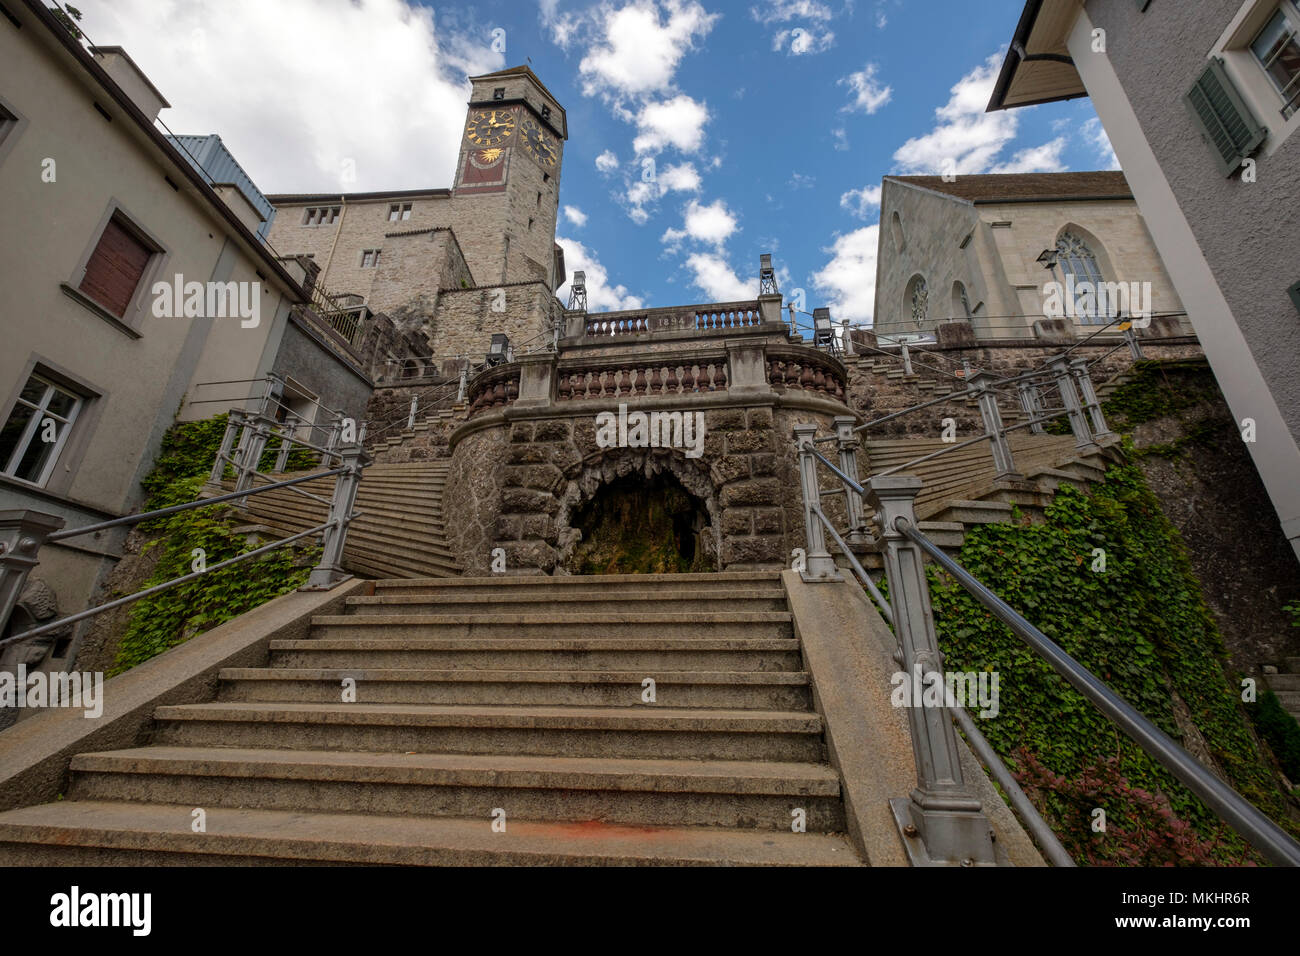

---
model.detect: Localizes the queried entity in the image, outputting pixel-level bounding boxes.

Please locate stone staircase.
[0,573,863,866]
[1265,657,1300,723]
[230,460,458,579]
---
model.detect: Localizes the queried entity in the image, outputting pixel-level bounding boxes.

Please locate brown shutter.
[79,216,152,317]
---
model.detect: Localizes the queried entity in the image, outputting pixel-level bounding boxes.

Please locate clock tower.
[452,67,568,291]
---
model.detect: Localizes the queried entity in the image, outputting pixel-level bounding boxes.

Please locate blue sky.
[76,0,1119,325]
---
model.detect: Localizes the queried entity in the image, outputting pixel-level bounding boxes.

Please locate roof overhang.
[987,0,1089,112]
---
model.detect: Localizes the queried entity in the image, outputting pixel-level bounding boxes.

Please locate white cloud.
[659,161,702,192]
[890,52,1064,176]
[563,205,589,227]
[684,252,754,301]
[789,171,816,189]
[623,160,702,223]
[840,184,882,218]
[772,27,835,54]
[681,198,738,245]
[595,150,621,173]
[555,236,644,312]
[76,0,501,194]
[840,63,892,114]
[576,0,719,99]
[812,226,879,324]
[633,94,711,154]
[832,127,849,151]
[1081,117,1121,170]
[750,0,834,24]
[989,138,1068,173]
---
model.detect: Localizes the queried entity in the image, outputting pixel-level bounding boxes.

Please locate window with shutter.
[78,214,154,318]
[1185,57,1269,175]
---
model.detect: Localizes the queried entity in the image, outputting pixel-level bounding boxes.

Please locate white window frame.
[1215,0,1300,154]
[388,202,412,222]
[1,374,83,487]
[361,249,380,268]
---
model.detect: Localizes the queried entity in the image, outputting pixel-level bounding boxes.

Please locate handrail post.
[970,372,1022,480]
[1124,324,1145,361]
[900,342,914,376]
[274,414,298,473]
[209,411,242,485]
[866,476,997,866]
[1047,355,1099,453]
[0,510,65,640]
[1069,358,1115,442]
[1017,383,1045,435]
[457,366,469,405]
[840,319,855,357]
[235,417,270,492]
[303,444,370,590]
[793,424,842,582]
[407,395,419,430]
[833,416,871,545]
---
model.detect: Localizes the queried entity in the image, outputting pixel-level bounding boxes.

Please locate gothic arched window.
[1056,232,1106,323]
[907,275,929,328]
[952,281,972,320]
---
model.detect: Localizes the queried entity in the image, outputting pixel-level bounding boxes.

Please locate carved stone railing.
[586,314,649,337]
[695,305,761,331]
[573,300,767,340]
[466,365,521,416]
[765,346,847,402]
[557,353,730,401]
[463,334,848,421]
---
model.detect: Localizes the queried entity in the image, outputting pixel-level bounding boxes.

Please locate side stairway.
[0,573,863,866]
[227,461,458,579]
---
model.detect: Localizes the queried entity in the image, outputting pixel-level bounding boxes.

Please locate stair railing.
[793,424,1300,867]
[0,444,372,656]
[810,359,1111,486]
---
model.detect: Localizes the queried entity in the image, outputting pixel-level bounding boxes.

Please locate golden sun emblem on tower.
[478,147,504,163]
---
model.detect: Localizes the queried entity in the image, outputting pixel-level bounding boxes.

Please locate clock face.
[519,115,559,167]
[465,109,515,148]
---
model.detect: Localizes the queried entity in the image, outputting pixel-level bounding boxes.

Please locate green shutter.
[1184,57,1268,176]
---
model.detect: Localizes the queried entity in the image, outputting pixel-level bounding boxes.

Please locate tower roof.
[469,65,564,110]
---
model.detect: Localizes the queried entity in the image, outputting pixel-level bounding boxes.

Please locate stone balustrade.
[765,347,847,402]
[557,356,729,401]
[466,366,520,415]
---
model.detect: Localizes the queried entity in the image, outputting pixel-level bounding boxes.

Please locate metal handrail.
[952,704,1076,867]
[48,467,347,541]
[0,522,330,650]
[810,505,891,626]
[894,514,1300,867]
[801,449,1069,865]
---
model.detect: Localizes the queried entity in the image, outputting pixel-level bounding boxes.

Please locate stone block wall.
[442,401,840,576]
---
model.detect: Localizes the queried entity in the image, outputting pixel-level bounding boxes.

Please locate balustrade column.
[0,510,65,642]
[834,416,870,545]
[969,372,1021,480]
[1047,355,1098,453]
[1069,358,1115,442]
[1017,383,1045,435]
[209,411,242,484]
[303,444,370,590]
[866,476,997,866]
[793,425,841,582]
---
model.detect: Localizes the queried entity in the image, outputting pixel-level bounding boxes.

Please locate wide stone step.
[150,703,827,762]
[66,748,843,831]
[372,571,782,596]
[218,667,812,710]
[307,612,796,642]
[342,588,789,616]
[270,637,802,672]
[0,801,860,866]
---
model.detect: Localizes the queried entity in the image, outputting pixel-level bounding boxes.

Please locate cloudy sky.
[72,0,1118,324]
